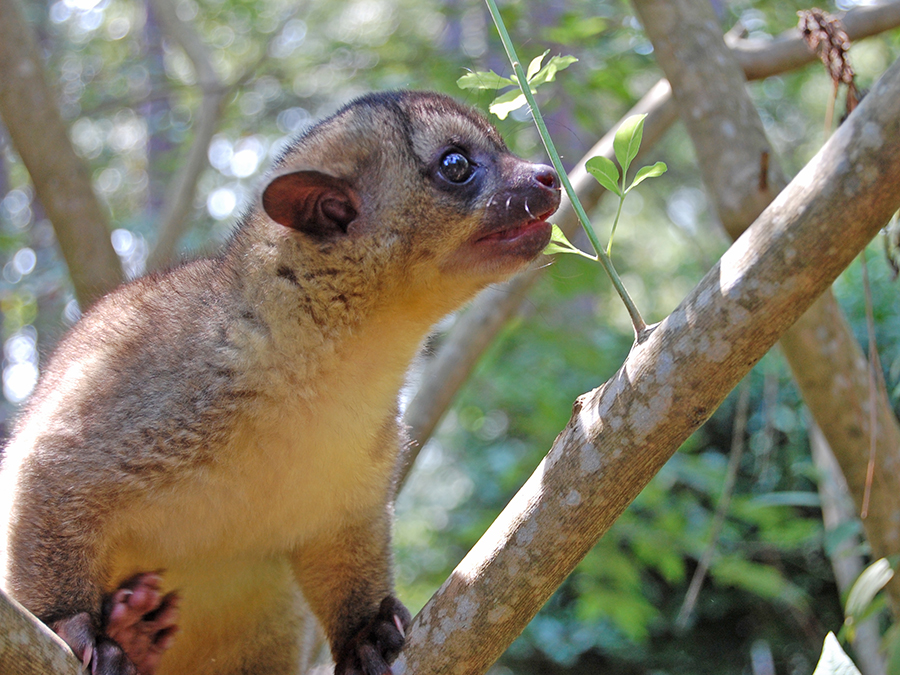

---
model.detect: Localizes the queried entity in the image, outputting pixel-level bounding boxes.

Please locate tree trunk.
[810,423,886,675]
[0,0,122,308]
[144,0,229,270]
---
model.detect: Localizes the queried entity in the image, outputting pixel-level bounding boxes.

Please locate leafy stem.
[483,0,648,338]
[609,195,625,258]
[585,116,667,258]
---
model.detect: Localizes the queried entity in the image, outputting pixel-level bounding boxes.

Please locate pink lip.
[477,218,550,243]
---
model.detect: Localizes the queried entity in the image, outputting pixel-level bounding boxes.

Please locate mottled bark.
[633,0,788,233]
[781,293,900,571]
[0,588,81,675]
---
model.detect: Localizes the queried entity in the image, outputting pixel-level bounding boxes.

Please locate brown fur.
[0,91,560,674]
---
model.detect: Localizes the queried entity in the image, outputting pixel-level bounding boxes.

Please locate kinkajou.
[0,90,561,675]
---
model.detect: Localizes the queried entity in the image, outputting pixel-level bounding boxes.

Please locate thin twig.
[676,382,751,630]
[146,0,304,269]
[859,251,882,519]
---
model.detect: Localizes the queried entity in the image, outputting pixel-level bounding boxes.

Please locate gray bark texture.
[0,588,82,675]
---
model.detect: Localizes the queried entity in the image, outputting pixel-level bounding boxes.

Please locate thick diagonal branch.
[0,588,81,675]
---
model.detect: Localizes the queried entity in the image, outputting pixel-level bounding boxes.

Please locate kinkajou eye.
[439,150,474,184]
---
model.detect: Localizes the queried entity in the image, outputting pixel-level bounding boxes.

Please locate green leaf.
[544,224,579,254]
[457,70,516,91]
[585,156,621,196]
[528,54,579,87]
[526,50,549,80]
[626,161,667,193]
[543,224,596,259]
[812,633,861,675]
[476,54,577,120]
[543,241,580,256]
[613,113,647,177]
[845,558,893,622]
[488,88,529,120]
[548,223,574,245]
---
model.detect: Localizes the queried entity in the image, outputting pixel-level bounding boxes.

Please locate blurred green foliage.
[1,0,900,672]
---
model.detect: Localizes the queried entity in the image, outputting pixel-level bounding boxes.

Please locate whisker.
[524,199,535,219]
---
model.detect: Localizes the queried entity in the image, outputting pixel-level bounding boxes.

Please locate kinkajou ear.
[262,171,359,238]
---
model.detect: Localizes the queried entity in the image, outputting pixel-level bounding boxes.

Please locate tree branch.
[810,423,886,675]
[0,0,122,307]
[0,588,81,675]
[633,0,789,232]
[730,0,900,81]
[144,0,229,270]
[781,293,900,593]
[144,0,305,270]
[393,54,900,673]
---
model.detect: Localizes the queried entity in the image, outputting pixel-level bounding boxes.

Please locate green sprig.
[476,0,648,338]
[584,114,667,256]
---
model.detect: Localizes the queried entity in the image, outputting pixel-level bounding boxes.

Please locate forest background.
[1,0,900,673]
